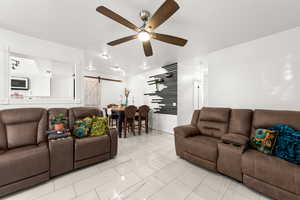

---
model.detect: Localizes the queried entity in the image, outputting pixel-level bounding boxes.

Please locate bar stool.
[124,105,137,138]
[136,105,150,134]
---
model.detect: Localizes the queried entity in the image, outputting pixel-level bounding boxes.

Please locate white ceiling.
[0,0,300,76]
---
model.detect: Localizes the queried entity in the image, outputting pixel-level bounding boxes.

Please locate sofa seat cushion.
[242,149,300,195]
[184,135,220,162]
[75,135,110,161]
[0,143,49,187]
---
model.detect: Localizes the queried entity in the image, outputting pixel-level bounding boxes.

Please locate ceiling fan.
[96,0,188,57]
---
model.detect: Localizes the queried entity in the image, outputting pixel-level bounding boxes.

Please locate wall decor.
[145,63,177,115]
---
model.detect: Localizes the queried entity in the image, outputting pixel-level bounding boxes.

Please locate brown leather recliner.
[175,107,300,200]
[242,110,300,200]
[0,108,49,196]
[69,107,118,169]
[174,107,231,171]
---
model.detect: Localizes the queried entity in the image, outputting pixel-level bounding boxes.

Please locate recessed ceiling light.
[110,66,126,76]
[110,66,121,71]
[100,52,111,60]
[87,65,96,71]
[121,70,126,76]
[140,61,150,70]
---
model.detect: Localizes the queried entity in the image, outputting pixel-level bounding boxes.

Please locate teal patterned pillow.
[251,129,278,155]
[73,120,89,138]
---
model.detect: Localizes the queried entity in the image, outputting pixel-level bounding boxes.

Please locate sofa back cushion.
[229,109,253,137]
[48,108,69,130]
[0,108,47,149]
[191,110,201,126]
[0,114,7,151]
[197,107,231,138]
[6,122,38,149]
[251,109,300,137]
[69,107,103,130]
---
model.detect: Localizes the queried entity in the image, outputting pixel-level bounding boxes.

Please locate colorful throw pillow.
[90,116,108,136]
[73,120,89,138]
[83,117,93,130]
[251,129,278,155]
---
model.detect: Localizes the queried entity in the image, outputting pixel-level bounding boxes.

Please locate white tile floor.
[2,130,270,200]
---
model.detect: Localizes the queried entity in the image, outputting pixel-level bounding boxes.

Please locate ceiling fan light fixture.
[138,31,150,42]
[97,0,186,57]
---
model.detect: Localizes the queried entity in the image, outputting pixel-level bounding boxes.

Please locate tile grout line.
[183,171,209,200]
[94,188,102,200]
[122,181,147,200]
[146,178,178,200]
[29,182,56,200]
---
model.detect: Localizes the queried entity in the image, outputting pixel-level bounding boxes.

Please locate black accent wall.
[144,63,177,115]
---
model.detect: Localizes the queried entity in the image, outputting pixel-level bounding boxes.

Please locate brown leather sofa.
[0,108,49,197]
[69,107,118,169]
[242,110,300,200]
[175,107,231,171]
[174,107,300,200]
[0,107,118,198]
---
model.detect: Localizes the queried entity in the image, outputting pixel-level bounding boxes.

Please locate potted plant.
[51,113,66,131]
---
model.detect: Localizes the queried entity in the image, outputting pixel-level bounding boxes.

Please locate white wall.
[0,28,84,64]
[127,68,178,133]
[100,80,125,107]
[177,61,208,125]
[176,27,300,127]
[2,25,300,130]
[0,28,84,109]
[0,28,127,110]
[206,27,300,110]
[0,45,8,104]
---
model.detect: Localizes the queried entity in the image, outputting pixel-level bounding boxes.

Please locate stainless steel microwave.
[10,77,29,90]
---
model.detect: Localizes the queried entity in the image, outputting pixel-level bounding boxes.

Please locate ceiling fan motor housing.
[140,10,151,22]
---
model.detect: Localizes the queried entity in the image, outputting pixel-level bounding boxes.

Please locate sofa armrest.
[107,128,118,158]
[221,133,249,146]
[174,125,200,138]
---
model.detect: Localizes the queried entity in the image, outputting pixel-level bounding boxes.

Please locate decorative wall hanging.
[145,63,177,115]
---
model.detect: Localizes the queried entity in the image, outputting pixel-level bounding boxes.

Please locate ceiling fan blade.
[152,33,187,46]
[107,35,138,46]
[146,0,179,31]
[143,41,153,57]
[96,6,140,32]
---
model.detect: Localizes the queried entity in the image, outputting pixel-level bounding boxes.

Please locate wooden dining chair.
[136,105,150,134]
[124,105,138,138]
[104,106,118,127]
